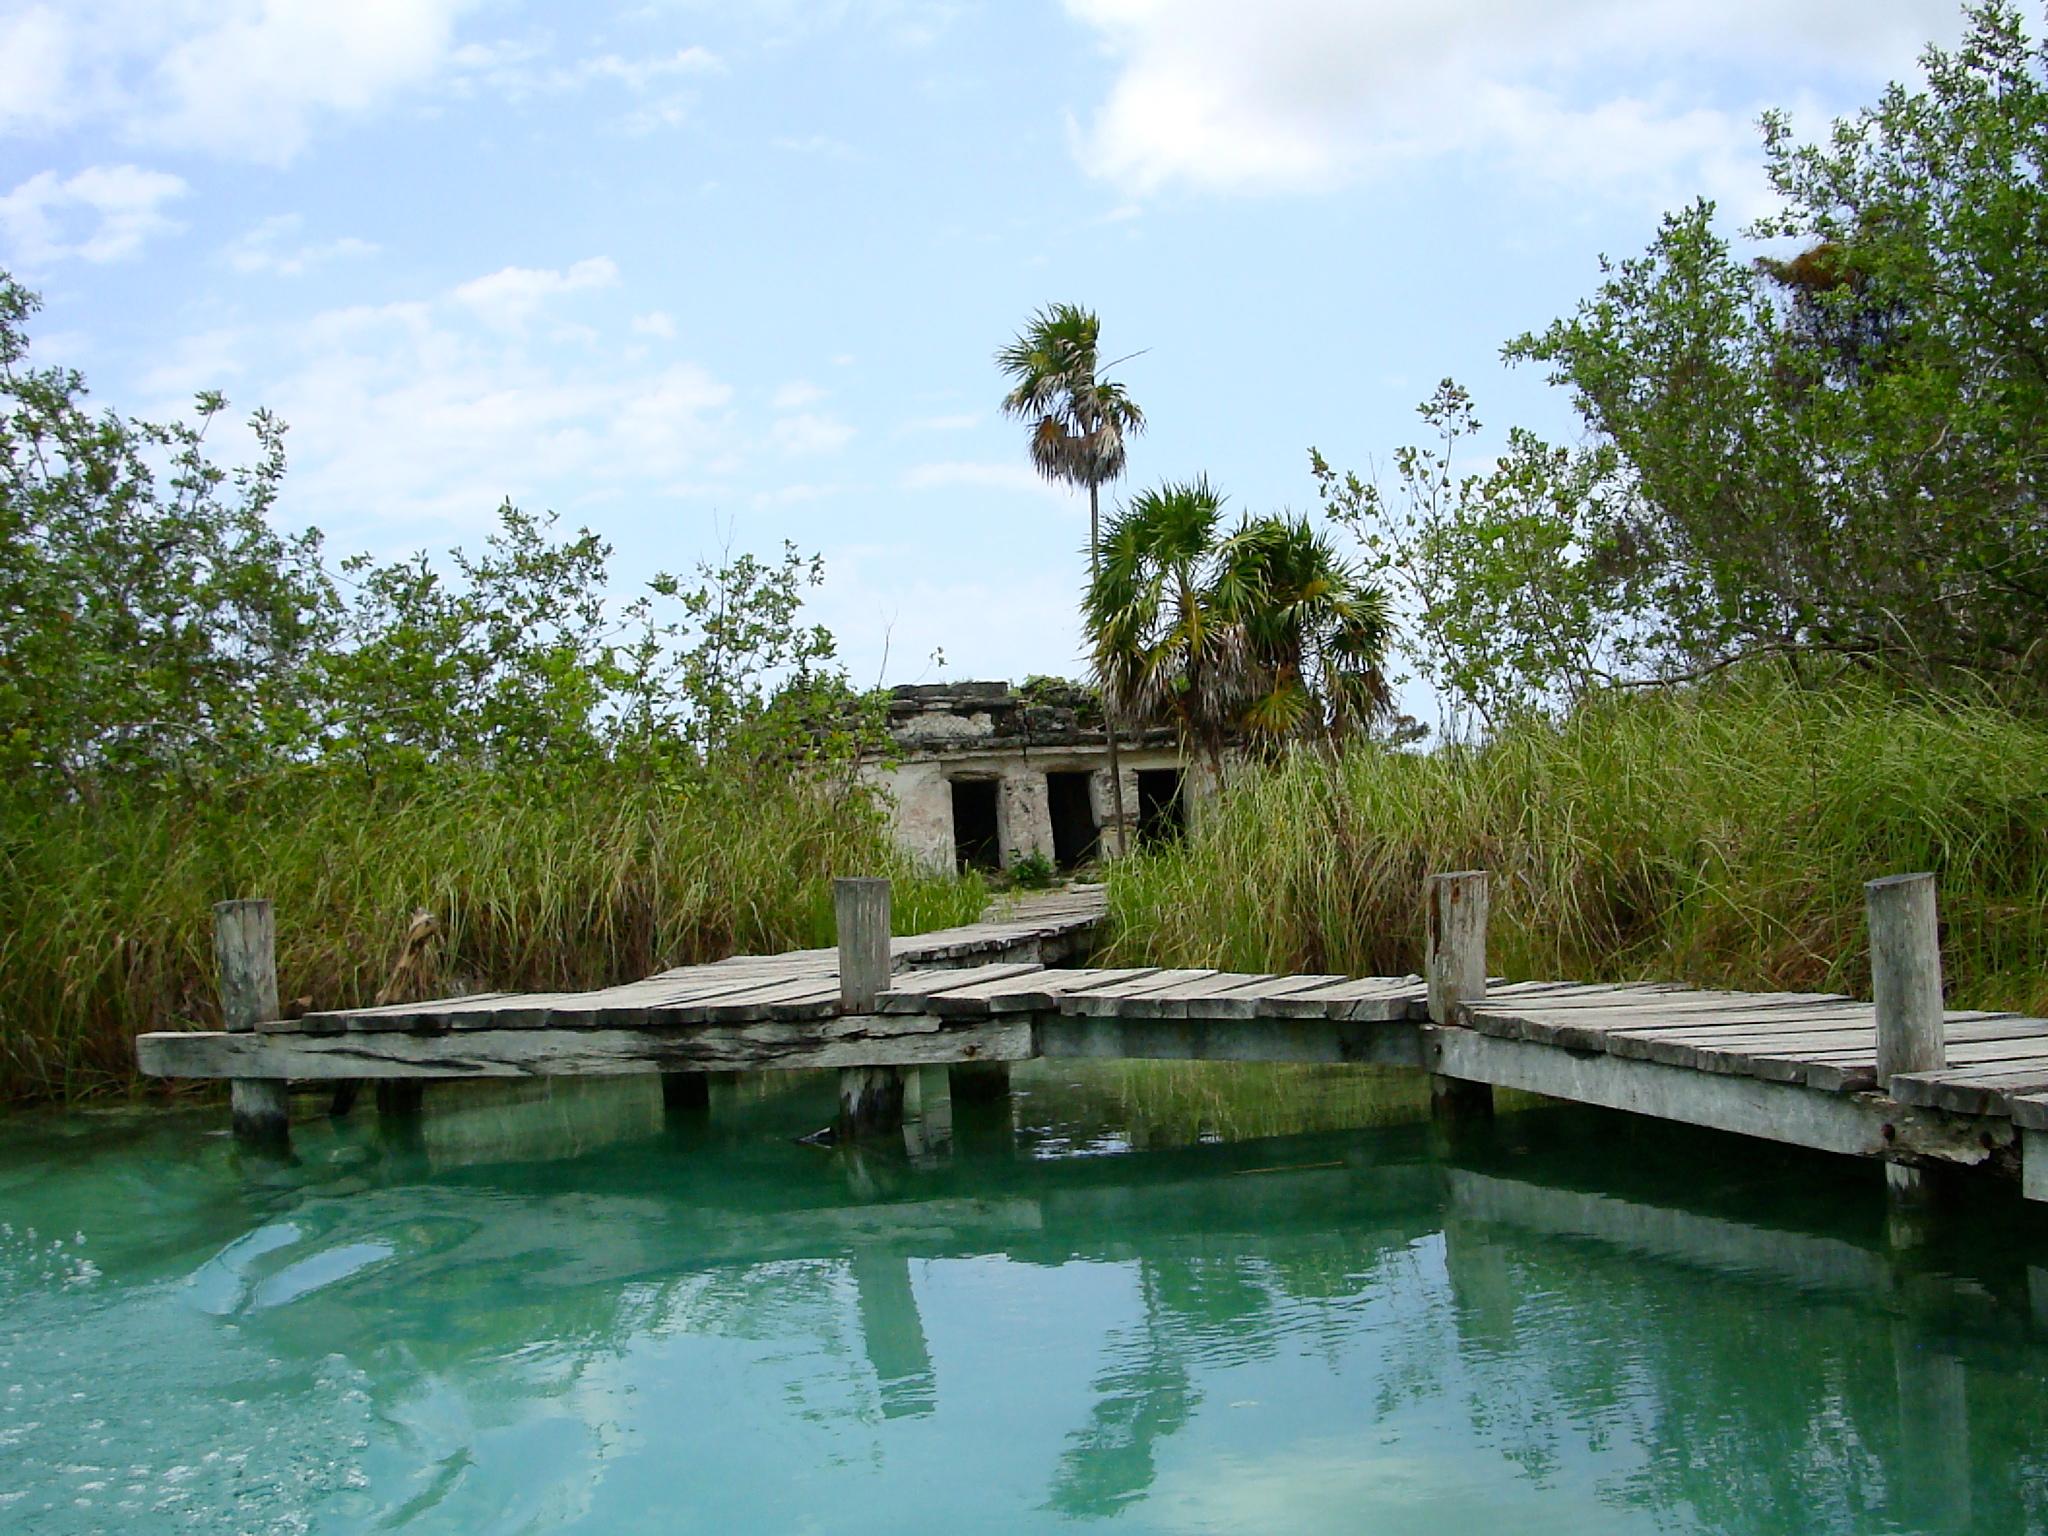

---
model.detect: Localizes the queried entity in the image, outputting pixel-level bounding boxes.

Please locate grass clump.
[1103,674,2048,1013]
[0,768,984,1105]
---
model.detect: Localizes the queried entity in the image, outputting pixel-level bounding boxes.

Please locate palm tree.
[1086,481,1394,777]
[998,303,1146,852]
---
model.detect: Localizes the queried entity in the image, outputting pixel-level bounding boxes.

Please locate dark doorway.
[1045,771,1099,869]
[1136,768,1185,846]
[950,779,1001,871]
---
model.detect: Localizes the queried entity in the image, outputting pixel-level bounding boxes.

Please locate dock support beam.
[214,899,290,1148]
[1869,872,1947,1225]
[1425,870,1494,1121]
[835,877,903,1140]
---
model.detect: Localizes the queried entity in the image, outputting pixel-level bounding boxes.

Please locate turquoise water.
[3,1064,2047,1533]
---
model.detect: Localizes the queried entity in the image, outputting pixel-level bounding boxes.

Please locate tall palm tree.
[998,303,1146,852]
[1087,482,1394,776]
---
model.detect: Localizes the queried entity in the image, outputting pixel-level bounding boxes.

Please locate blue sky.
[0,0,1970,698]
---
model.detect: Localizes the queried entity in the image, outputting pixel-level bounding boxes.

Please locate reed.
[1104,674,2048,1015]
[0,766,985,1103]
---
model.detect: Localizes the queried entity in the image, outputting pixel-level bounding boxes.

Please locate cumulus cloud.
[632,310,679,339]
[0,163,187,266]
[251,292,738,533]
[1063,0,1964,204]
[221,213,378,276]
[452,257,619,333]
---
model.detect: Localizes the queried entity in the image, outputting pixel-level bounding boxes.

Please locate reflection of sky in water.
[0,1065,2045,1533]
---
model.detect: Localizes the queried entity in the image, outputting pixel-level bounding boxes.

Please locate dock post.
[949,1060,1012,1103]
[1425,870,1494,1120]
[214,899,290,1148]
[1868,872,1947,1218]
[835,877,902,1140]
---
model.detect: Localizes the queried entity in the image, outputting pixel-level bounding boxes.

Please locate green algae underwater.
[5,1062,2048,1534]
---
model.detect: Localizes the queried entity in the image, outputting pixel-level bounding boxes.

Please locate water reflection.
[1,1068,2047,1532]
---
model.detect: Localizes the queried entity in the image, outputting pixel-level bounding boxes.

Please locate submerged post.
[1868,872,1946,1090]
[834,877,901,1139]
[1425,870,1494,1121]
[214,899,289,1147]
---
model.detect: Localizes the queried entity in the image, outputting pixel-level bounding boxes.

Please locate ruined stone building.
[864,682,1204,873]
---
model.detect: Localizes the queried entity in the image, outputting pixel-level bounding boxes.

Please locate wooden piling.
[835,877,903,1138]
[1868,872,1946,1090]
[1425,871,1494,1120]
[949,1061,1012,1102]
[213,899,290,1147]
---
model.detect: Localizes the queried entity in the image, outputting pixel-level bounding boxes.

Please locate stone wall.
[863,681,1209,872]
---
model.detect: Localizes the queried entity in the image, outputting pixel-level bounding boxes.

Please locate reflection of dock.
[138,872,2048,1209]
[221,1095,2026,1532]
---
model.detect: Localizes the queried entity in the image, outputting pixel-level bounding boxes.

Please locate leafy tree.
[1316,382,1635,737]
[998,302,1146,849]
[1085,477,1393,775]
[1507,0,2048,696]
[0,275,335,799]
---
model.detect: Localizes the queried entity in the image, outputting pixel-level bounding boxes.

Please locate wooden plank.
[873,963,1046,1013]
[1170,974,1355,1022]
[2013,1094,2048,1133]
[1103,972,1280,1019]
[1254,975,1426,1021]
[1890,1059,2048,1117]
[1425,1026,2006,1165]
[138,1016,1035,1080]
[923,967,1165,1018]
[1063,970,1223,1016]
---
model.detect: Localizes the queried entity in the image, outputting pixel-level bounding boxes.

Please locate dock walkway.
[137,874,2048,1204]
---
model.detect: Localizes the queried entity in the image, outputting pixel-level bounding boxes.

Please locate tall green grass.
[1105,675,2048,1013]
[0,769,985,1103]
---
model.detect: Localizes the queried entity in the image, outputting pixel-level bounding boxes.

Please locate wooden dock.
[137,872,2048,1208]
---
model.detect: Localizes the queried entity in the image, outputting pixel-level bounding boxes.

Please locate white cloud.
[253,294,738,532]
[0,163,187,266]
[222,214,378,276]
[901,461,1078,504]
[1064,0,1964,202]
[899,411,979,434]
[0,2,472,164]
[632,310,678,339]
[452,257,619,333]
[770,412,855,456]
[771,379,828,410]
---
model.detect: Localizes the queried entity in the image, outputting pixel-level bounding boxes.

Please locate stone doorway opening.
[1045,771,1100,869]
[950,778,1001,871]
[1136,768,1185,846]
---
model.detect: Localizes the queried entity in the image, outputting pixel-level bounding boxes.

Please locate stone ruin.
[862,681,1200,873]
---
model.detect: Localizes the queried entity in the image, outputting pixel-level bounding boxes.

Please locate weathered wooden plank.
[1063,970,1223,1015]
[1103,972,1279,1019]
[1167,974,1355,1021]
[1890,1060,2048,1117]
[924,967,1166,1018]
[138,1016,1034,1080]
[1254,975,1426,1021]
[874,963,1047,1013]
[1425,1026,2006,1165]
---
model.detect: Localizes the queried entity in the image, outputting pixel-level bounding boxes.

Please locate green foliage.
[1003,849,1058,890]
[1323,4,2048,729]
[995,302,1146,514]
[0,768,985,1102]
[1104,673,2048,1016]
[1506,0,2048,696]
[0,271,962,1102]
[1316,383,1633,736]
[1084,477,1393,765]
